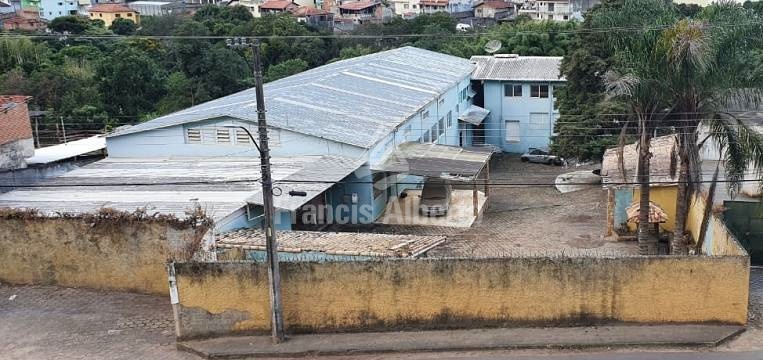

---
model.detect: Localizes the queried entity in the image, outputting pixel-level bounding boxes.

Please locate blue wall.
[613,189,633,231]
[106,118,367,159]
[481,81,562,153]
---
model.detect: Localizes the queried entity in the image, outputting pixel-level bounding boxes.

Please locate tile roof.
[0,155,363,220]
[470,55,564,82]
[339,1,378,11]
[217,228,446,258]
[601,135,678,188]
[291,5,330,16]
[108,47,475,149]
[420,0,447,5]
[474,0,512,9]
[259,0,294,9]
[89,3,134,12]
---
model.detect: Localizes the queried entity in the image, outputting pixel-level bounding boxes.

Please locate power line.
[1,177,761,189]
[2,20,762,40]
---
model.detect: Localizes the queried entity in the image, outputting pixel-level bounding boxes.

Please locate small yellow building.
[601,135,680,235]
[89,3,140,27]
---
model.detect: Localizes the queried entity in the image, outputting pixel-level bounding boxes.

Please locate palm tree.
[594,0,676,255]
[657,3,763,254]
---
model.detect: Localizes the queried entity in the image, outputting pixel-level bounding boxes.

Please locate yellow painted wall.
[0,218,201,295]
[90,11,140,27]
[686,193,747,256]
[628,186,678,232]
[173,256,749,339]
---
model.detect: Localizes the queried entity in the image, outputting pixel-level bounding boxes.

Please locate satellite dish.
[484,40,502,54]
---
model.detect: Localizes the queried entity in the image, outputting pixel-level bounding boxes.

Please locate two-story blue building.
[106,47,488,230]
[468,54,565,153]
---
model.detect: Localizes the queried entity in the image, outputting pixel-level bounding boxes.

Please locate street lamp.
[225,37,286,343]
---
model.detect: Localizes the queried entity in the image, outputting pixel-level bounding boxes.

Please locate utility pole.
[60,116,68,144]
[226,37,286,343]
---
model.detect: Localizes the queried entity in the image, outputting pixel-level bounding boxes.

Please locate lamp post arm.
[236,125,262,155]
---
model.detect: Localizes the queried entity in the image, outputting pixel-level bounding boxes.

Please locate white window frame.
[529,112,548,130]
[505,120,521,143]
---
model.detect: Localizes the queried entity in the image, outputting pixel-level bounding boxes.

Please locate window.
[456,104,460,115]
[268,128,281,148]
[530,84,549,98]
[127,13,132,16]
[505,121,520,142]
[460,88,468,101]
[404,4,408,8]
[372,172,387,199]
[216,129,231,143]
[438,98,445,106]
[438,117,445,138]
[431,124,438,142]
[115,13,121,17]
[421,110,430,120]
[186,128,202,143]
[529,112,548,130]
[403,124,412,140]
[235,129,252,145]
[423,130,431,143]
[447,111,453,128]
[548,2,554,11]
[504,83,523,97]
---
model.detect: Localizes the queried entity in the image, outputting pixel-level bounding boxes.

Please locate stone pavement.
[179,325,743,359]
[0,284,195,360]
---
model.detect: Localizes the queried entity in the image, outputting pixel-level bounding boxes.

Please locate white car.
[456,23,471,32]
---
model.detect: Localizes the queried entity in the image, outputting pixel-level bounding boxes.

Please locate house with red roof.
[292,5,333,29]
[259,0,298,14]
[88,3,139,27]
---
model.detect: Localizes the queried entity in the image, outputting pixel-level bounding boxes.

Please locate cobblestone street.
[0,284,194,360]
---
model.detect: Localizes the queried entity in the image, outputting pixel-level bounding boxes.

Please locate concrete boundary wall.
[171,255,749,340]
[0,215,207,295]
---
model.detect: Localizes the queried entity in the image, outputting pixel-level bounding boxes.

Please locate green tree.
[109,18,137,35]
[656,3,763,254]
[592,0,678,255]
[264,59,308,82]
[96,46,167,118]
[49,16,90,34]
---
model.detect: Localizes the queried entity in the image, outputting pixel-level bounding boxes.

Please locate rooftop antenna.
[484,40,502,54]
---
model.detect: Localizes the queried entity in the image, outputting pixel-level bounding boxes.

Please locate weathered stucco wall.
[171,256,749,339]
[0,216,205,295]
[686,193,746,256]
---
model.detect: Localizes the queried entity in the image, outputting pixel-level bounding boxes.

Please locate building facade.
[37,0,78,20]
[88,3,138,26]
[106,47,476,227]
[0,96,34,170]
[470,54,564,153]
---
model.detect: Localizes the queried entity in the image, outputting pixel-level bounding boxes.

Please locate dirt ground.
[328,154,637,257]
[426,154,637,257]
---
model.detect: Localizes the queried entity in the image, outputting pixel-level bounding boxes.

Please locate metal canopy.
[372,142,494,182]
[458,105,490,126]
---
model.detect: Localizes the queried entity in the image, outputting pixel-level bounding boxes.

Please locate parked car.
[456,23,472,32]
[520,148,565,166]
[419,179,452,217]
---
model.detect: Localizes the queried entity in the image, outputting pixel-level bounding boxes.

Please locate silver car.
[419,179,452,217]
[520,147,565,166]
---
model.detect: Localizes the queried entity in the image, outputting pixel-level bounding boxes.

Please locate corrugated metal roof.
[0,155,363,219]
[217,228,445,258]
[372,142,494,181]
[470,55,565,82]
[109,47,475,149]
[458,105,490,125]
[26,135,106,165]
